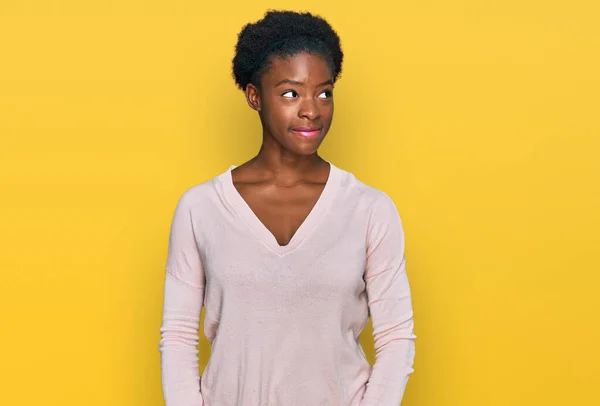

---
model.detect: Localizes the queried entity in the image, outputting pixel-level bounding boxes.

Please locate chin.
[286,134,327,154]
[290,140,325,156]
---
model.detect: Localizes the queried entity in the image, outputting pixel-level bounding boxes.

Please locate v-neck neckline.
[220,161,341,256]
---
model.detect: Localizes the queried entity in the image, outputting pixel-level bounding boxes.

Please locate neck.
[246,131,327,177]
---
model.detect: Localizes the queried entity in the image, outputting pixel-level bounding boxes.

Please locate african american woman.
[159,10,416,406]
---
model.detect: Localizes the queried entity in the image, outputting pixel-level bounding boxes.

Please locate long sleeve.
[360,192,416,406]
[159,191,205,406]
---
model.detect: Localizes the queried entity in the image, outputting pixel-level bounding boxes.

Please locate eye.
[318,89,333,99]
[282,90,298,98]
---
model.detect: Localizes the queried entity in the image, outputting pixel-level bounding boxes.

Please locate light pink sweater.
[159,162,416,406]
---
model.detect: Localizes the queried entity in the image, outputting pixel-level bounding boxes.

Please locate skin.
[231,52,335,246]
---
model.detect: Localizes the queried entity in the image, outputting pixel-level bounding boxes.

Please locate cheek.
[324,102,334,119]
[320,103,334,127]
[263,101,295,129]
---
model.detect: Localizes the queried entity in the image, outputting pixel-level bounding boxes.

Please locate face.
[245,52,334,156]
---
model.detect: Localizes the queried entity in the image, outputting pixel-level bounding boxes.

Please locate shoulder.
[335,164,399,216]
[172,170,226,212]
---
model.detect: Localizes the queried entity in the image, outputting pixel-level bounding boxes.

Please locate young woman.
[159,10,416,406]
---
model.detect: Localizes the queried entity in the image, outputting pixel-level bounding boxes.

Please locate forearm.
[159,272,204,406]
[360,337,415,405]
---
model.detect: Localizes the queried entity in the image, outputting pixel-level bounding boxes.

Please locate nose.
[298,97,320,120]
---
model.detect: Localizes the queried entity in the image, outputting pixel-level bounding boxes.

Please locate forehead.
[262,53,333,85]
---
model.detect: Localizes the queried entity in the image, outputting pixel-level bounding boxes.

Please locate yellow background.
[1,1,599,405]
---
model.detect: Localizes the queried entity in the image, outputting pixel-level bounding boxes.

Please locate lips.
[291,126,322,138]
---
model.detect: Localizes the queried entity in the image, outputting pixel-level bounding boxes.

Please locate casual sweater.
[159,162,416,406]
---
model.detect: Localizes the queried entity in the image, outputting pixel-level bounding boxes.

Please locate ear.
[245,83,261,112]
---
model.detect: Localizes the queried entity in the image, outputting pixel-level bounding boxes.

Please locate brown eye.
[282,90,298,98]
[318,90,333,99]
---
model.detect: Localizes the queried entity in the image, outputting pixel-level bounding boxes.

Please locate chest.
[200,216,368,310]
[196,185,370,309]
[234,182,325,246]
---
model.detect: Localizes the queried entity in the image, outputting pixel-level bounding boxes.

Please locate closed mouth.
[291,127,322,138]
[292,127,322,132]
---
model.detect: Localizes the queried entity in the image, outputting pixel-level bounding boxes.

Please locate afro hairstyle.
[232,10,344,91]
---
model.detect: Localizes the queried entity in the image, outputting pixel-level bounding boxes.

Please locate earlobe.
[245,84,261,112]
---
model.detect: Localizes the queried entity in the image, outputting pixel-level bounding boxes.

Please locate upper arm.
[165,189,205,289]
[364,192,415,348]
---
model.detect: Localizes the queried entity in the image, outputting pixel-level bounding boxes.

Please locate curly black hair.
[232,10,344,91]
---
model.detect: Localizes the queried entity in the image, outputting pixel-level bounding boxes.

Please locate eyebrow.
[274,79,334,87]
